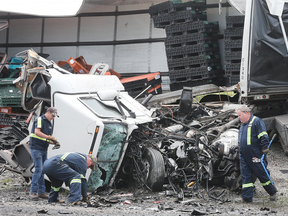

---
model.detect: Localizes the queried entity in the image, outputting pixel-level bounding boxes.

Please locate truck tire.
[142,147,165,191]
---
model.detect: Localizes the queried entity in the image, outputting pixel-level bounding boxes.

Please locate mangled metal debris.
[116,99,242,199]
[0,49,244,205]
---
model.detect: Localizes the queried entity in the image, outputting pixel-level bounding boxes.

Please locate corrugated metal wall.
[0,1,241,78]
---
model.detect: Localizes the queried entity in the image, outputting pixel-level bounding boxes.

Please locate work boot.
[69,201,87,207]
[48,199,65,204]
[29,193,39,201]
[235,197,251,203]
[38,193,49,199]
[270,193,277,201]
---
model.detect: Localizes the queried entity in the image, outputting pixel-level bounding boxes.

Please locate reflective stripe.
[31,117,47,141]
[30,133,47,141]
[52,186,61,192]
[247,116,256,145]
[242,183,254,188]
[80,174,85,179]
[70,178,81,185]
[261,180,271,186]
[258,131,268,139]
[37,117,42,128]
[60,153,71,161]
[60,152,85,161]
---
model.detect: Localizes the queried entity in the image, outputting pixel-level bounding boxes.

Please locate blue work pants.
[240,156,277,202]
[30,148,47,195]
[43,158,82,203]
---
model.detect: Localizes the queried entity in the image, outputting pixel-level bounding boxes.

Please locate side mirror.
[97,89,119,101]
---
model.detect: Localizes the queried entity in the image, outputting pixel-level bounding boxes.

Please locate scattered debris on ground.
[0,140,288,216]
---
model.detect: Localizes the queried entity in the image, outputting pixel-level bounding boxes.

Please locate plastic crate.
[174,1,206,13]
[148,84,162,95]
[224,39,243,51]
[224,28,244,40]
[149,1,206,17]
[225,51,242,62]
[121,72,162,92]
[226,74,240,86]
[153,10,207,28]
[169,67,224,83]
[166,43,220,59]
[165,21,219,37]
[165,32,220,48]
[226,16,245,28]
[67,57,89,74]
[0,113,14,126]
[122,78,149,92]
[0,107,12,114]
[149,1,175,16]
[225,63,241,76]
[128,84,162,98]
[0,86,22,107]
[0,79,30,107]
[8,57,23,73]
[121,72,161,83]
[75,56,92,71]
[167,55,222,70]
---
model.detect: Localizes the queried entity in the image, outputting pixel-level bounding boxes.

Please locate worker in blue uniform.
[43,152,97,205]
[237,105,277,202]
[29,106,60,200]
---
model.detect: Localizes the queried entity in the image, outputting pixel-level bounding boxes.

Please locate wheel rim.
[142,158,150,182]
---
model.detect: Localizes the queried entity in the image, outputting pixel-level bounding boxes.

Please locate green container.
[0,78,30,107]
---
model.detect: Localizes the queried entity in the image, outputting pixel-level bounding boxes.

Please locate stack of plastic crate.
[149,0,224,91]
[0,57,25,108]
[224,15,245,86]
[120,72,162,98]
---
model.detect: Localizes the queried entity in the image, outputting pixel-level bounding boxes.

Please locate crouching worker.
[43,152,97,205]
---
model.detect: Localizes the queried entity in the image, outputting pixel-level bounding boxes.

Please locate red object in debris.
[104,71,111,76]
[120,72,161,84]
[56,61,67,67]
[124,200,131,205]
[148,84,162,94]
[0,107,12,114]
[153,201,161,204]
[26,112,33,124]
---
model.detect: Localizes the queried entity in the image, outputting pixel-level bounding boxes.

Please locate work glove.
[52,142,61,150]
[262,148,269,155]
[47,135,57,143]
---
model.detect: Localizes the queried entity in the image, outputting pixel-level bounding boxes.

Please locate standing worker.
[29,107,60,200]
[43,152,97,205]
[237,105,277,202]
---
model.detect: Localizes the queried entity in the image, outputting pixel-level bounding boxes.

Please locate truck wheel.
[142,147,165,191]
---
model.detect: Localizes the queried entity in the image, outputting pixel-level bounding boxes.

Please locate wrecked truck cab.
[0,49,165,192]
[43,74,163,192]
